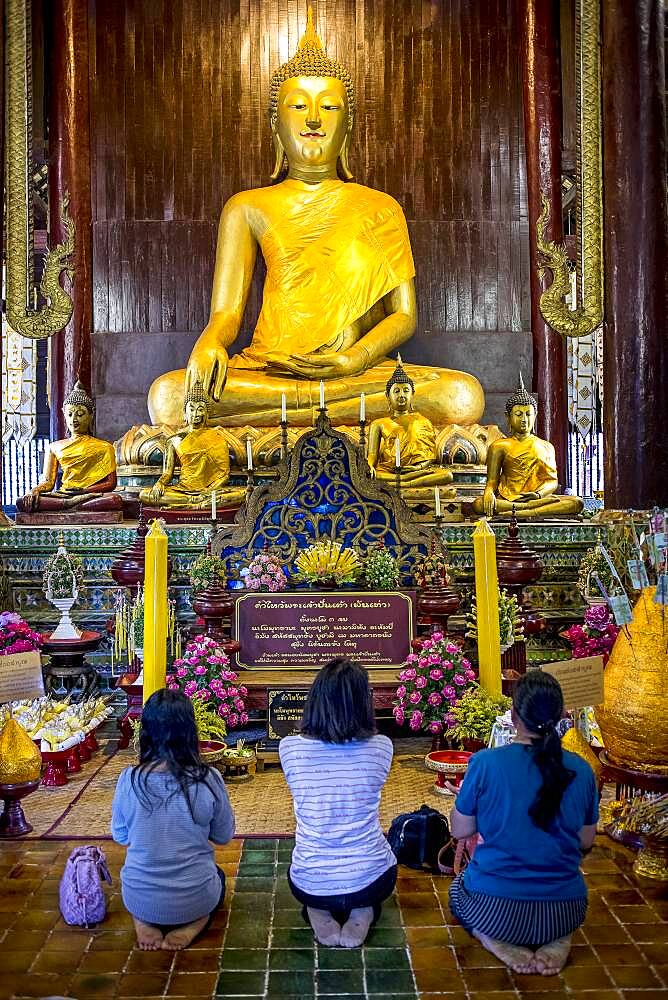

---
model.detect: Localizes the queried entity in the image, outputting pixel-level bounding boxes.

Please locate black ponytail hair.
[513,671,576,832]
[130,688,217,819]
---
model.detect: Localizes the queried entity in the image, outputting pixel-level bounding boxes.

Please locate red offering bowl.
[66,747,82,773]
[40,748,70,787]
[424,750,472,795]
[0,780,41,837]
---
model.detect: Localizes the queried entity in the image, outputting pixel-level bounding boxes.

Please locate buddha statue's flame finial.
[299,5,322,52]
[386,353,415,394]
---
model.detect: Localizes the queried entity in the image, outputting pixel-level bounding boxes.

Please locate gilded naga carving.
[537,0,603,339]
[5,0,74,340]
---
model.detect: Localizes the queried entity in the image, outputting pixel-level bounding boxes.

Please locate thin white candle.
[435,486,441,517]
[211,490,217,521]
[360,393,366,422]
[246,438,253,471]
[395,437,401,468]
[319,380,325,409]
[281,392,287,423]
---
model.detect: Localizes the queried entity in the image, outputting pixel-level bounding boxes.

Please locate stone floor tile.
[317,947,363,970]
[215,969,267,995]
[168,970,221,995]
[461,966,515,991]
[409,945,458,970]
[268,947,314,970]
[317,968,365,994]
[77,950,134,974]
[117,971,170,995]
[608,965,663,988]
[364,967,416,994]
[266,968,315,994]
[219,947,269,971]
[68,972,119,997]
[561,963,614,989]
[413,966,467,992]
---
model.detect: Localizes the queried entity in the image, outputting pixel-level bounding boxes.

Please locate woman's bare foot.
[340,906,375,948]
[533,935,572,975]
[161,914,210,951]
[306,907,341,946]
[472,929,536,974]
[132,917,164,951]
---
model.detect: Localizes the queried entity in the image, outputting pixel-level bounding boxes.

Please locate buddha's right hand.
[146,482,166,505]
[482,487,496,517]
[185,332,229,402]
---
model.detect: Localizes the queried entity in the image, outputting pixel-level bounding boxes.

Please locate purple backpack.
[59,845,112,927]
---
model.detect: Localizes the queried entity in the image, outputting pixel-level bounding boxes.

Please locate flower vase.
[48,595,81,640]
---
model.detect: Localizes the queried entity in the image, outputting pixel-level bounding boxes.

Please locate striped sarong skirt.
[449,873,587,949]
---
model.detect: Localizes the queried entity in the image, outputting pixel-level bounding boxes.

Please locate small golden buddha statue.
[472,374,583,519]
[139,382,246,510]
[147,7,484,431]
[366,357,455,497]
[16,381,122,515]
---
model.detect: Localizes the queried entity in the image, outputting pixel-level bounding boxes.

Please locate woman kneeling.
[111,689,235,950]
[449,671,598,976]
[280,658,397,948]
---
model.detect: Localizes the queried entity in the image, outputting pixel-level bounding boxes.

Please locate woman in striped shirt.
[448,671,598,976]
[279,658,397,948]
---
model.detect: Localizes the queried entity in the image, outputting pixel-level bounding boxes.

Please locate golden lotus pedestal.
[634,838,668,882]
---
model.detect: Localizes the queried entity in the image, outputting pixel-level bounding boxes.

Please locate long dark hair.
[130,688,216,818]
[513,671,575,832]
[301,658,376,743]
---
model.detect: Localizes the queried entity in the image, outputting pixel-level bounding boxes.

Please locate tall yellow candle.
[143,520,169,704]
[472,518,502,697]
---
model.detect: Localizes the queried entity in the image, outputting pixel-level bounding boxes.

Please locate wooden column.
[602,0,668,508]
[47,0,93,439]
[520,0,568,483]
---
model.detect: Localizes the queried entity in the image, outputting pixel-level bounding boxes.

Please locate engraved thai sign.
[0,651,44,704]
[267,688,309,740]
[234,591,415,671]
[541,656,604,710]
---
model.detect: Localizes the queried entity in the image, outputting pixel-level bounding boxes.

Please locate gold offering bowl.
[198,740,228,767]
[633,838,668,882]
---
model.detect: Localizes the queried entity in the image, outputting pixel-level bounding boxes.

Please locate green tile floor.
[216,838,418,999]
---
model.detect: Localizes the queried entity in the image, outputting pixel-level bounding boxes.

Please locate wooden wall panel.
[89,0,530,428]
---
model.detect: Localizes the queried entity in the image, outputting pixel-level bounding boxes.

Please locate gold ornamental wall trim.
[537,0,603,339]
[5,0,75,340]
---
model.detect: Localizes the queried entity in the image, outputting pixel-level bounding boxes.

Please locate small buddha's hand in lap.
[146,482,166,505]
[185,333,229,401]
[518,491,541,502]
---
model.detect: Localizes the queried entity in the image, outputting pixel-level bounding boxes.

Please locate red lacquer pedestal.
[0,780,41,838]
[40,748,70,787]
[424,750,472,794]
[116,676,143,750]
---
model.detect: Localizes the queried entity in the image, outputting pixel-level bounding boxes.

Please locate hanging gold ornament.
[0,717,42,784]
[561,724,602,784]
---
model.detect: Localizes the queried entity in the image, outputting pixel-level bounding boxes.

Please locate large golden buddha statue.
[16,381,123,518]
[139,383,246,510]
[147,8,484,432]
[473,375,583,519]
[367,357,455,498]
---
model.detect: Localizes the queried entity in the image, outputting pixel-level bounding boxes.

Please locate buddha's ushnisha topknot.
[385,354,415,394]
[505,371,537,415]
[185,378,209,407]
[63,379,94,413]
[269,5,356,129]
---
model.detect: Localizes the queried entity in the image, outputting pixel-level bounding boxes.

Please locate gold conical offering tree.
[596,588,668,774]
[0,717,42,784]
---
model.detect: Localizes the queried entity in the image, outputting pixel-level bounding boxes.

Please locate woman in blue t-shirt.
[448,671,598,976]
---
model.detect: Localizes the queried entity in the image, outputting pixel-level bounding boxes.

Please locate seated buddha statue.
[139,382,246,510]
[472,374,583,519]
[16,381,123,516]
[147,7,484,432]
[366,357,455,498]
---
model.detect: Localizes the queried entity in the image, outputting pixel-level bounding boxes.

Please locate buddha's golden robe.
[228,179,415,372]
[171,427,230,500]
[50,435,116,492]
[376,415,438,473]
[497,435,558,501]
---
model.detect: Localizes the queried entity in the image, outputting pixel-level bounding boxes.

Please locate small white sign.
[0,651,45,704]
[541,656,604,710]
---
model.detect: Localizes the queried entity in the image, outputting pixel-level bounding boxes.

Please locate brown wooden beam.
[520,0,569,485]
[602,0,668,508]
[46,0,93,439]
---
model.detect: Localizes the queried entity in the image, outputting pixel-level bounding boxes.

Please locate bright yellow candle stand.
[143,520,169,704]
[472,518,502,697]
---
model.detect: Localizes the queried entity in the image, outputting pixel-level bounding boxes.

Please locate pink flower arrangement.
[0,611,42,656]
[393,633,476,734]
[241,550,288,593]
[166,634,249,728]
[563,605,619,664]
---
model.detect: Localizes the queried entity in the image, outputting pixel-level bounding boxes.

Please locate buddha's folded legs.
[16,491,124,514]
[149,361,484,428]
[472,495,584,517]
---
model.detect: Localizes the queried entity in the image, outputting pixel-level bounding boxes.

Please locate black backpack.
[387,804,451,873]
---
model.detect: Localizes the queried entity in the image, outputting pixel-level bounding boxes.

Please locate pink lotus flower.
[466,669,476,681]
[428,721,443,734]
[240,712,249,724]
[409,690,422,704]
[443,684,455,699]
[238,686,248,697]
[168,683,179,691]
[228,712,239,727]
[396,685,407,699]
[219,704,230,716]
[194,665,207,675]
[453,673,466,686]
[409,710,423,731]
[184,681,197,697]
[403,667,417,681]
[431,632,444,642]
[429,668,444,681]
[415,675,427,689]
[446,642,459,654]
[428,692,443,706]
[176,667,188,678]
[406,653,419,664]
[393,706,405,724]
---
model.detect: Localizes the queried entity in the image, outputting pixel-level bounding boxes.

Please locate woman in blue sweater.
[111,689,235,950]
[449,671,598,976]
